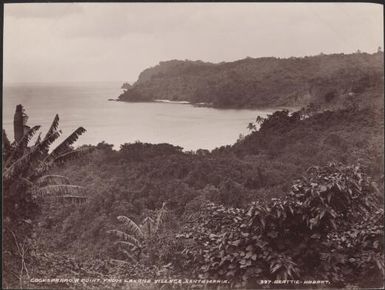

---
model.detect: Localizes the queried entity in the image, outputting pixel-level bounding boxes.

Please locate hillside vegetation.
[27,104,383,288]
[119,52,383,109]
[3,52,384,289]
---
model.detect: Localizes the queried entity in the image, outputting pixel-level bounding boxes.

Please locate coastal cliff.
[118,52,383,109]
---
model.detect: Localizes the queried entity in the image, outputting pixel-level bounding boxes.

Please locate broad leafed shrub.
[178,163,384,288]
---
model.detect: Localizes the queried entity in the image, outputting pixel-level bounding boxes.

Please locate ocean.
[3,82,274,151]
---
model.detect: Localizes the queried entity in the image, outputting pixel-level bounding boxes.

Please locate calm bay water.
[3,82,274,151]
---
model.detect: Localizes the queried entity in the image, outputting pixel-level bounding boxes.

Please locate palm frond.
[2,129,11,153]
[33,185,86,198]
[36,175,71,186]
[37,130,62,155]
[13,104,28,142]
[20,125,41,148]
[109,259,130,265]
[46,127,86,162]
[22,114,28,126]
[31,161,51,180]
[57,195,87,204]
[52,147,91,166]
[117,216,144,239]
[34,132,42,146]
[30,131,62,177]
[17,178,37,194]
[20,177,34,187]
[5,125,41,168]
[106,230,141,246]
[154,202,167,233]
[43,114,59,141]
[141,216,155,238]
[23,125,31,135]
[3,148,37,184]
[120,249,138,263]
[114,241,139,249]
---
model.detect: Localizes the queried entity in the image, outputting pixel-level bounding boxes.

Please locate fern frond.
[106,230,141,246]
[46,127,86,162]
[117,216,144,239]
[36,175,71,186]
[34,185,86,198]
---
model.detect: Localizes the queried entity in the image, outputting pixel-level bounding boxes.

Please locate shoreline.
[154,99,191,104]
[114,98,300,111]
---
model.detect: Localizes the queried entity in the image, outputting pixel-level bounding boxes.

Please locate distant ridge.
[119,52,384,109]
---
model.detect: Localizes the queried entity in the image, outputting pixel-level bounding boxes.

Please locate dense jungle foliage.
[178,164,383,288]
[2,53,384,288]
[119,52,383,109]
[3,103,378,289]
[2,106,88,288]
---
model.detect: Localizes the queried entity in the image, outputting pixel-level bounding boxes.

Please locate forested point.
[118,52,383,109]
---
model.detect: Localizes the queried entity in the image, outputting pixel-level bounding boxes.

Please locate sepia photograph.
[2,2,384,289]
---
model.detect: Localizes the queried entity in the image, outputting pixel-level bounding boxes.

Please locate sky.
[3,3,383,83]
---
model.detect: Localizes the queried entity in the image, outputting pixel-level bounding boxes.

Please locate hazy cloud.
[5,3,83,19]
[3,3,383,83]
